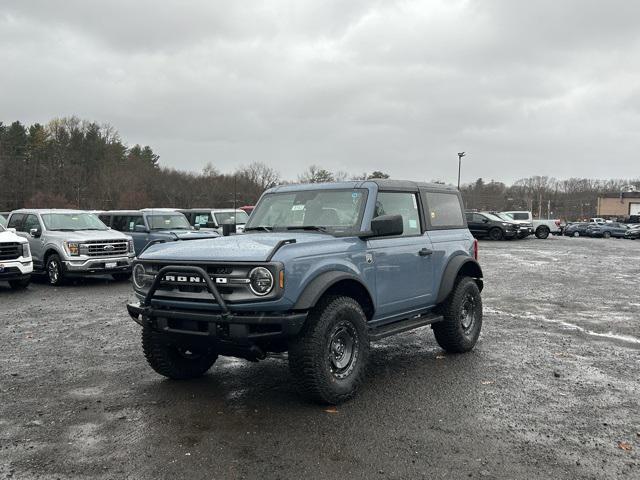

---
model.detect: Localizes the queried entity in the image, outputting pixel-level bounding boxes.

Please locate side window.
[111,215,128,232]
[194,212,213,226]
[22,214,41,233]
[8,214,25,230]
[423,192,465,229]
[375,192,421,236]
[465,212,474,222]
[473,213,486,223]
[98,215,111,226]
[127,216,145,232]
[123,215,144,232]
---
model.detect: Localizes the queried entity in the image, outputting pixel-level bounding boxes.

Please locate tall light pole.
[457,152,466,189]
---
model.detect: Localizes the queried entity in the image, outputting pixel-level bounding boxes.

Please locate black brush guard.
[126,265,306,341]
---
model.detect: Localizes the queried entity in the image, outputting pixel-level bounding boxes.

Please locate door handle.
[418,248,433,257]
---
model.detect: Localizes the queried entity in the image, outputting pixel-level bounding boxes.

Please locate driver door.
[367,191,434,318]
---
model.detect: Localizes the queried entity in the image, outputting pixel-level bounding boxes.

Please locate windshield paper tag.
[291,205,305,211]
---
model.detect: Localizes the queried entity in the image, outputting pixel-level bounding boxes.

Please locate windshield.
[0,215,6,228]
[484,213,506,222]
[41,213,108,231]
[147,214,192,230]
[246,189,368,234]
[494,212,514,222]
[214,211,250,225]
[0,222,5,231]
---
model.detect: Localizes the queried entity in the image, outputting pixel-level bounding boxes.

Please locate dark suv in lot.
[98,209,218,255]
[127,180,484,404]
[465,211,519,240]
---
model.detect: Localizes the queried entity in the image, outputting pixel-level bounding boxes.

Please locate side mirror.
[134,224,149,233]
[194,224,201,231]
[368,214,404,237]
[30,228,41,238]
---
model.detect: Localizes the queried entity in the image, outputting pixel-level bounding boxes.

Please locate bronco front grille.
[0,242,21,260]
[82,240,129,257]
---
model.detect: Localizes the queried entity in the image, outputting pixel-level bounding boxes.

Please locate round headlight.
[133,263,150,289]
[249,267,274,296]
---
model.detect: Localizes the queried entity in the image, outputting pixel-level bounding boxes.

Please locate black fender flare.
[435,256,483,304]
[293,271,374,311]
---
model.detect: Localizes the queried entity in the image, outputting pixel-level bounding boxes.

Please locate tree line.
[1,117,637,220]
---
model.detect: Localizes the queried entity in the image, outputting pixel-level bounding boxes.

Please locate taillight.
[473,239,479,261]
[555,220,561,226]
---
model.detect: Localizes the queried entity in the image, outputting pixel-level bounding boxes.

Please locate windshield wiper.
[50,228,76,231]
[285,225,329,232]
[245,226,273,232]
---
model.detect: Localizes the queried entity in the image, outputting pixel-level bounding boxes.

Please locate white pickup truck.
[502,211,561,239]
[0,223,33,289]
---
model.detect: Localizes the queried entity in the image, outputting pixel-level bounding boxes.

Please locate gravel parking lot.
[1,236,638,479]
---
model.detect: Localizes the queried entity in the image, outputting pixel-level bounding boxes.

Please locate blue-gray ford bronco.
[127,180,483,404]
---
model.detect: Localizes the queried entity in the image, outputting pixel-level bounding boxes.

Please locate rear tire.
[142,324,218,379]
[46,254,65,286]
[433,277,483,353]
[603,231,611,239]
[489,228,504,241]
[535,226,550,239]
[9,277,30,290]
[573,232,580,237]
[289,295,369,404]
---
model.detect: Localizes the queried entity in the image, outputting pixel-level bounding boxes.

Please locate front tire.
[46,254,65,286]
[489,228,504,241]
[573,231,580,237]
[536,226,550,239]
[142,324,218,379]
[603,231,611,239]
[433,277,483,353]
[9,277,30,290]
[289,296,369,404]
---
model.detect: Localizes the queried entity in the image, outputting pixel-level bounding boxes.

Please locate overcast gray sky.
[1,0,639,184]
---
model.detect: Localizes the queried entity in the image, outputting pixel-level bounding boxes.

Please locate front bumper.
[127,301,307,341]
[0,260,33,281]
[504,230,518,238]
[63,256,134,275]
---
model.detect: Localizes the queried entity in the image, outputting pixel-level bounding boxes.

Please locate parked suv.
[7,209,135,285]
[0,222,33,289]
[127,180,483,404]
[98,209,219,255]
[178,208,249,234]
[465,211,519,240]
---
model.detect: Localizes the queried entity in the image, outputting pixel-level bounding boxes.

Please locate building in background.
[597,190,640,219]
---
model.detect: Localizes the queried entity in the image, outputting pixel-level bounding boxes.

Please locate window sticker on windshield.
[352,192,360,198]
[409,219,417,229]
[431,211,436,219]
[291,205,305,211]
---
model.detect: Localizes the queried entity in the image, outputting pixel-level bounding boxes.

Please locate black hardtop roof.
[269,179,458,193]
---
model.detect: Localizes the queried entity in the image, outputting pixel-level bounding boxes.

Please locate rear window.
[423,192,465,228]
[510,213,529,221]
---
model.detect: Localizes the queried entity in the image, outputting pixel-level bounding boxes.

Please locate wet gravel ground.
[1,235,639,479]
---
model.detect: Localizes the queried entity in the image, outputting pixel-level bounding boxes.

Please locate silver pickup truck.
[7,209,135,285]
[502,211,561,239]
